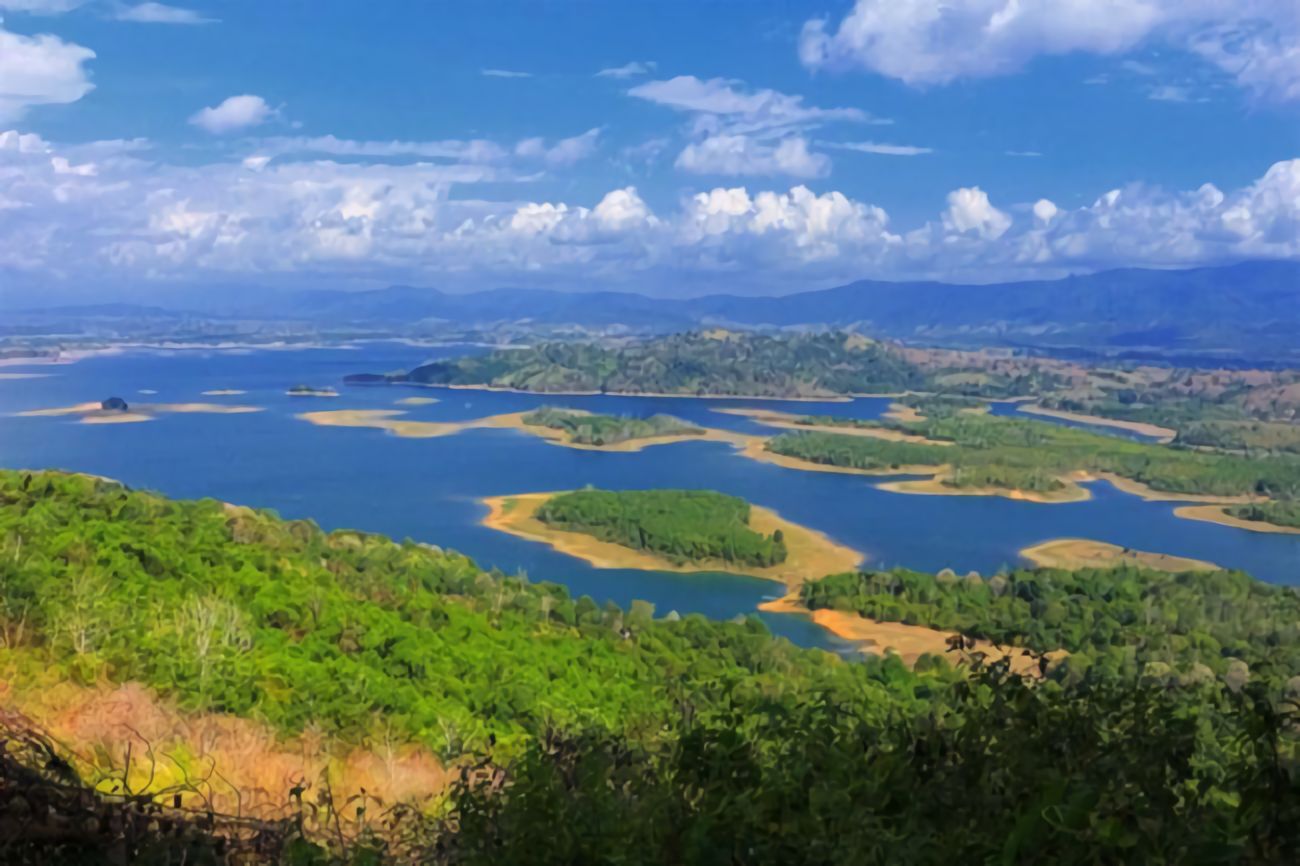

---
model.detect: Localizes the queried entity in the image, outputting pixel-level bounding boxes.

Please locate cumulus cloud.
[676,135,830,178]
[799,0,1300,103]
[114,3,216,24]
[2,129,1297,292]
[189,95,275,134]
[0,24,95,121]
[514,128,602,167]
[596,61,656,79]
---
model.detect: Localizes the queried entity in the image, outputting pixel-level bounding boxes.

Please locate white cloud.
[0,1,85,12]
[1148,84,1193,102]
[260,134,509,164]
[676,135,830,178]
[629,75,875,178]
[1005,150,1043,157]
[2,129,1297,291]
[481,68,532,79]
[517,128,601,167]
[0,24,95,121]
[596,61,656,79]
[825,140,933,156]
[799,0,1300,103]
[943,187,1012,239]
[114,3,216,24]
[189,95,275,134]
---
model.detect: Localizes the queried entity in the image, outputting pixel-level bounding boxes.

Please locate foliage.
[378,331,927,398]
[521,407,702,446]
[535,489,787,568]
[0,471,877,757]
[1227,501,1300,530]
[767,411,1300,501]
[801,566,1300,684]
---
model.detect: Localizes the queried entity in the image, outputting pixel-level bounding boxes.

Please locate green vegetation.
[0,471,856,757]
[1227,501,1300,530]
[522,406,703,446]
[535,488,787,568]
[1178,420,1300,456]
[801,566,1300,683]
[2,471,1298,862]
[374,331,927,398]
[767,411,1300,500]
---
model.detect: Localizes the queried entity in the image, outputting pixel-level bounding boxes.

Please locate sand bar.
[1020,538,1219,571]
[481,491,862,588]
[395,396,440,405]
[1172,504,1300,536]
[1018,405,1176,443]
[17,401,262,424]
[202,389,247,396]
[713,407,954,446]
[877,473,1091,504]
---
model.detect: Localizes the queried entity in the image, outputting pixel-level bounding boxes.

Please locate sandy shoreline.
[713,407,954,446]
[481,491,863,588]
[1172,504,1300,536]
[1018,405,1177,442]
[1020,538,1219,571]
[758,593,1047,673]
[877,473,1092,504]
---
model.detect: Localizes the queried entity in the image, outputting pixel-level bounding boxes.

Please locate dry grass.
[1020,538,1219,571]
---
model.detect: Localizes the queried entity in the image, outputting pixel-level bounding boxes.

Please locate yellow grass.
[884,402,925,423]
[0,674,447,821]
[1020,538,1219,571]
[481,491,862,588]
[1173,504,1300,536]
[1018,404,1177,443]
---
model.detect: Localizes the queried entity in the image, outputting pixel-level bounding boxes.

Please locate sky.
[1,0,1298,301]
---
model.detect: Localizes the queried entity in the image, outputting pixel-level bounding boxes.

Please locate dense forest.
[522,407,703,446]
[350,331,928,398]
[1226,501,1300,530]
[534,488,788,568]
[768,411,1300,501]
[801,566,1300,685]
[0,472,1297,861]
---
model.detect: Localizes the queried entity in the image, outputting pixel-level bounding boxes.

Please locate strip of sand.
[733,436,945,478]
[1020,538,1219,571]
[481,491,862,588]
[17,401,263,424]
[395,396,440,406]
[1173,504,1300,536]
[202,389,247,396]
[713,407,954,446]
[1018,405,1176,443]
[877,473,1091,504]
[758,594,1047,674]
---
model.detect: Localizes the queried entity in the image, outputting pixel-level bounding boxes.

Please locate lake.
[3,343,1298,654]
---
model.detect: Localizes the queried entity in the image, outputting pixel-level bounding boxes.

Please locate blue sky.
[1,0,1298,298]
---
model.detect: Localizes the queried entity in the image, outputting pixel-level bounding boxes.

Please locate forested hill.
[349,331,927,397]
[2,471,1298,862]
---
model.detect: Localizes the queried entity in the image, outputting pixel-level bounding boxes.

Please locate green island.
[521,406,705,447]
[765,410,1300,509]
[2,471,1298,861]
[800,564,1300,683]
[534,488,787,568]
[350,330,927,398]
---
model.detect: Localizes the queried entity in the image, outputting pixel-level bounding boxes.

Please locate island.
[519,407,709,450]
[346,330,926,399]
[482,488,862,585]
[287,384,339,397]
[17,400,263,424]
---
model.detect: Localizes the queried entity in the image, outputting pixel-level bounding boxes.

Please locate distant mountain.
[270,261,1300,358]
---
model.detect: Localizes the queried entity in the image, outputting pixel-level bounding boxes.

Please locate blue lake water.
[2,344,1298,654]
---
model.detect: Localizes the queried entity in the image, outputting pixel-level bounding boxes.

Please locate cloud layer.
[800,0,1300,102]
[2,130,1296,294]
[0,23,94,121]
